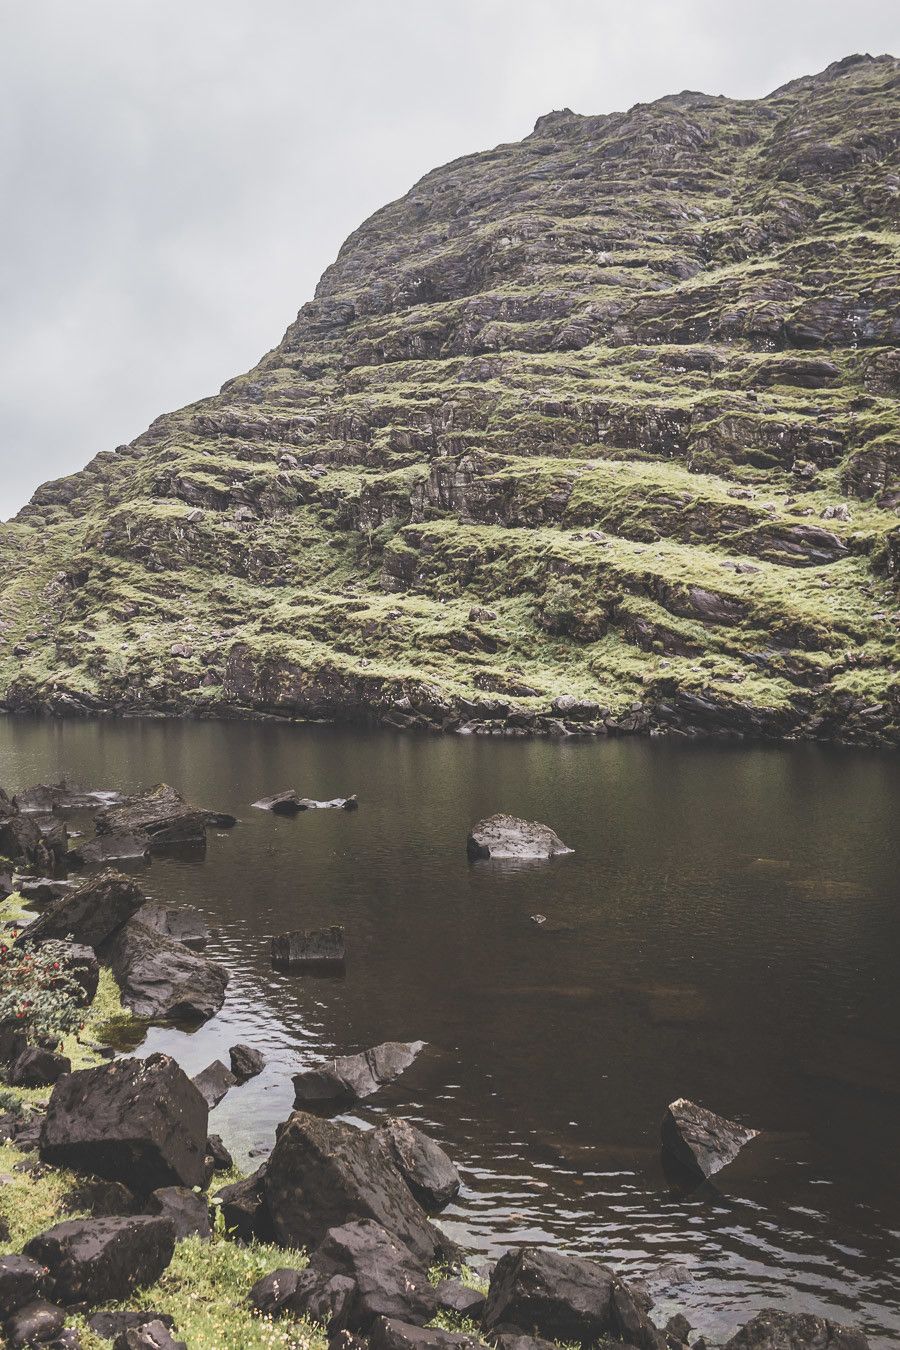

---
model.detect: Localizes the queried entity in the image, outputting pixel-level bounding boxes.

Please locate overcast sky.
[0,1,897,519]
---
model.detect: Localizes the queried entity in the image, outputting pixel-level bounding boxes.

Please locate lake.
[1,716,898,1344]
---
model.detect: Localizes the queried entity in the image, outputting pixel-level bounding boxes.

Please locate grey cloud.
[1,0,897,517]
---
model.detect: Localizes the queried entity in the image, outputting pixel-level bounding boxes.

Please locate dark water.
[1,717,898,1345]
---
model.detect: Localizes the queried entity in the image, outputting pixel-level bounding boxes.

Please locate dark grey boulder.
[292,1041,425,1109]
[71,834,150,867]
[205,1134,233,1172]
[9,1046,71,1088]
[466,815,573,861]
[272,925,346,970]
[113,1320,187,1350]
[24,1215,176,1305]
[34,816,69,876]
[134,903,210,951]
[214,1166,273,1243]
[483,1246,651,1347]
[229,1043,265,1082]
[0,1254,48,1317]
[58,944,100,1007]
[88,1310,176,1340]
[40,1053,209,1194]
[306,1219,437,1329]
[5,1298,67,1347]
[263,1111,447,1264]
[100,918,228,1022]
[376,1118,460,1210]
[550,695,600,721]
[666,1314,692,1344]
[492,1336,557,1350]
[284,1271,358,1330]
[146,1187,211,1241]
[248,1267,305,1317]
[433,1279,485,1319]
[0,800,44,869]
[369,1319,481,1350]
[202,811,237,829]
[192,1060,236,1109]
[95,784,210,852]
[661,1098,760,1181]
[18,878,73,903]
[252,791,304,815]
[22,870,145,949]
[725,1310,869,1350]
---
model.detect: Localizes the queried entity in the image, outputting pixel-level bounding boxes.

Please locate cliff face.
[1,54,898,744]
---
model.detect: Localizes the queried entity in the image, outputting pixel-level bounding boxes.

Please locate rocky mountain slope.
[1,54,898,744]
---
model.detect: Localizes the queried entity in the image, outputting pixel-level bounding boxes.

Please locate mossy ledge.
[1,53,898,746]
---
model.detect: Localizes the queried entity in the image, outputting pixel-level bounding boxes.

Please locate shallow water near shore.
[1,716,898,1345]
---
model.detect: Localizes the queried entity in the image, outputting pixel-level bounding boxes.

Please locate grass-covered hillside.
[1,54,898,744]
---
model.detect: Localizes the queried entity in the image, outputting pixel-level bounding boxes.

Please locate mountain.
[1,54,898,745]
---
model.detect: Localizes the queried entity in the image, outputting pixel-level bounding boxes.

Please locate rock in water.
[293,1040,425,1107]
[725,1311,869,1350]
[661,1097,760,1180]
[71,833,151,866]
[262,1110,447,1263]
[229,1043,266,1082]
[375,1118,461,1210]
[467,815,573,861]
[100,918,228,1022]
[24,1215,176,1304]
[20,869,145,948]
[272,925,346,970]
[192,1060,237,1109]
[40,1054,209,1193]
[134,901,210,950]
[252,791,305,814]
[14,781,125,812]
[95,783,210,852]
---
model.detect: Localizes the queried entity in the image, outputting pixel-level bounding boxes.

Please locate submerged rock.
[661,1098,760,1181]
[40,1054,209,1193]
[467,815,573,861]
[72,832,151,866]
[293,1040,425,1108]
[272,925,346,970]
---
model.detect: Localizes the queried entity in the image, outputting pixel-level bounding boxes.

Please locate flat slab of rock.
[24,1215,176,1304]
[370,1319,481,1350]
[72,833,151,866]
[40,1053,209,1193]
[467,814,573,861]
[96,783,210,852]
[100,918,228,1022]
[297,794,358,810]
[272,924,346,970]
[252,790,305,814]
[14,781,124,813]
[376,1118,460,1210]
[725,1310,869,1350]
[192,1060,236,1109]
[661,1098,760,1181]
[263,1110,447,1264]
[17,878,74,903]
[21,869,145,949]
[135,902,210,950]
[293,1040,425,1108]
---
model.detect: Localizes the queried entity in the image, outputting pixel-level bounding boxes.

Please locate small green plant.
[0,934,85,1048]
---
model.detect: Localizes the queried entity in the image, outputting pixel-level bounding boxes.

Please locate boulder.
[292,1041,425,1108]
[192,1060,236,1109]
[146,1187,211,1241]
[433,1279,485,1318]
[272,925,346,970]
[482,1246,649,1347]
[8,1046,71,1088]
[229,1043,265,1082]
[24,1215,176,1304]
[21,871,145,949]
[0,1254,48,1317]
[369,1319,481,1350]
[100,918,228,1022]
[40,1054,209,1193]
[248,1267,305,1317]
[550,695,600,721]
[661,1098,759,1181]
[304,1219,437,1329]
[263,1111,447,1263]
[205,1134,233,1172]
[95,784,209,852]
[375,1119,460,1210]
[134,903,210,950]
[18,878,73,903]
[4,1298,67,1347]
[34,816,69,875]
[282,1271,358,1330]
[0,801,43,868]
[71,834,150,867]
[725,1311,869,1350]
[114,1321,187,1350]
[58,943,100,1007]
[252,791,305,815]
[466,815,573,861]
[666,1314,692,1344]
[88,1312,176,1341]
[214,1167,274,1243]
